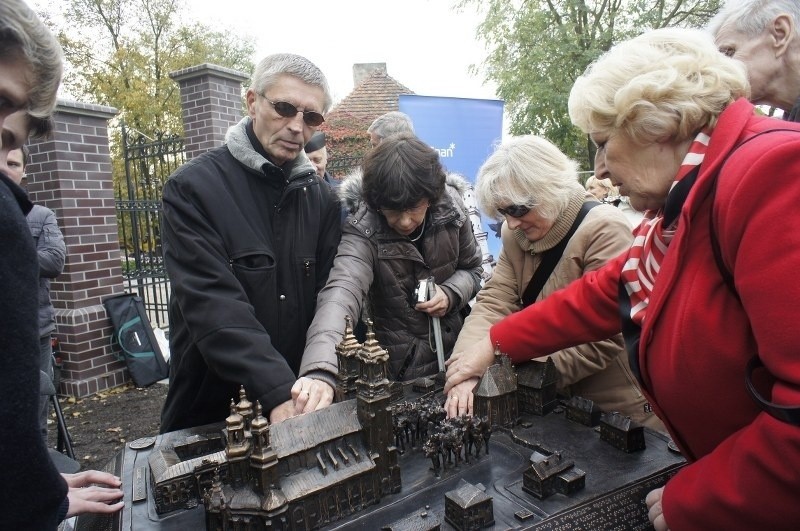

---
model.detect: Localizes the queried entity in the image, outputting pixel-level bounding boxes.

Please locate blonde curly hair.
[569,27,749,144]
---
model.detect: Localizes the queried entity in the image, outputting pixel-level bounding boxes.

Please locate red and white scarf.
[621,129,712,326]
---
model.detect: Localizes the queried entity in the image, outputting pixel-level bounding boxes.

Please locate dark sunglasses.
[260,95,325,127]
[497,204,531,218]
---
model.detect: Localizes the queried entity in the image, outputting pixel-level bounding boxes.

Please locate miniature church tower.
[235,386,254,426]
[225,399,250,488]
[248,401,278,493]
[356,320,401,495]
[335,315,362,402]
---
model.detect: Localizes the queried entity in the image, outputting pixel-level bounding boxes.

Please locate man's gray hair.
[249,53,333,113]
[367,111,415,140]
[0,0,63,127]
[708,0,800,38]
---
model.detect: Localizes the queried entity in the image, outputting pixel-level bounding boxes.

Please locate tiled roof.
[328,70,415,121]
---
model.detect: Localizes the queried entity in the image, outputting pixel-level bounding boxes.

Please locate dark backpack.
[104,293,169,387]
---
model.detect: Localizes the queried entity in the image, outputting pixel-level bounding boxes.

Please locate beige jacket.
[454,190,664,431]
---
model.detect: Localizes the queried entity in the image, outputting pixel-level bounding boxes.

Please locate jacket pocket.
[230,251,276,325]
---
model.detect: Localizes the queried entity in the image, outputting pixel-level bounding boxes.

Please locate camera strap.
[521,201,599,308]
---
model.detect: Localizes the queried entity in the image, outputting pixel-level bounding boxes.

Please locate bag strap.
[521,201,600,308]
[709,128,800,425]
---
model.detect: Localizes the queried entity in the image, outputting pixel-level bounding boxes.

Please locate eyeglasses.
[379,202,429,219]
[259,94,325,127]
[497,204,531,218]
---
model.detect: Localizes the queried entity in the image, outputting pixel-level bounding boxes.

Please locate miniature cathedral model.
[200,320,400,530]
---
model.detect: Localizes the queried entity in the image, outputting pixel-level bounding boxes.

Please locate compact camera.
[414,277,436,304]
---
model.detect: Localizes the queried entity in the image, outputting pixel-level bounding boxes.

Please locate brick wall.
[23,63,249,398]
[27,100,127,397]
[170,63,249,160]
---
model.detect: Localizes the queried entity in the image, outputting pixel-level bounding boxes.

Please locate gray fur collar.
[225,116,316,178]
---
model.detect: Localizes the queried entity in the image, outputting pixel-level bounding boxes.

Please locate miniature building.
[146,321,403,530]
[516,358,559,416]
[381,511,442,531]
[473,354,517,429]
[334,315,362,402]
[522,451,586,499]
[565,396,603,427]
[444,480,494,531]
[600,412,646,453]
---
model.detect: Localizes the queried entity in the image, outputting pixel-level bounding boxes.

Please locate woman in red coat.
[445,27,800,530]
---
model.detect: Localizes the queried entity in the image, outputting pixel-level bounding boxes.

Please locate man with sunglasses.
[160,53,342,431]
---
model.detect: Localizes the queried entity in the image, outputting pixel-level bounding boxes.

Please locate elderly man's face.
[307,146,328,179]
[245,74,325,167]
[0,54,32,152]
[715,26,784,109]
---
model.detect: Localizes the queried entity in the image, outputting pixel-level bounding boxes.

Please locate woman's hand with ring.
[444,378,478,418]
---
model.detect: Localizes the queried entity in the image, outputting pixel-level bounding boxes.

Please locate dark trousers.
[39,334,54,441]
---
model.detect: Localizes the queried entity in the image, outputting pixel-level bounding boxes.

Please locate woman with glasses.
[299,133,483,409]
[444,135,663,433]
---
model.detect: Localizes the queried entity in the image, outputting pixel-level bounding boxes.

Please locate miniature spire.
[236,385,253,424]
[337,315,362,355]
[360,319,389,363]
[250,400,269,431]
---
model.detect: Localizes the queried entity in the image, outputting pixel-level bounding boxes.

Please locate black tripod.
[50,337,75,459]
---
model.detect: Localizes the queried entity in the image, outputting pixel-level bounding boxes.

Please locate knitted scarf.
[621,128,712,326]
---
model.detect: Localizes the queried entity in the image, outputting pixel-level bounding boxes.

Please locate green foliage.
[39,0,255,254]
[459,0,721,168]
[43,0,254,136]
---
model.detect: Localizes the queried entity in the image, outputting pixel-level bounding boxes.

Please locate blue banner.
[399,94,505,263]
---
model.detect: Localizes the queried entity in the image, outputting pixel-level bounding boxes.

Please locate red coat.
[491,99,800,530]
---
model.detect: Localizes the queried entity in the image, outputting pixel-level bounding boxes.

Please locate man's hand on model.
[291,377,334,414]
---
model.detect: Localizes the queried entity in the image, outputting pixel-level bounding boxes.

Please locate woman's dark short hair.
[361,132,446,211]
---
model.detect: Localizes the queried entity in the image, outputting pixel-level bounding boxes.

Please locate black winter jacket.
[160,118,342,432]
[0,173,68,529]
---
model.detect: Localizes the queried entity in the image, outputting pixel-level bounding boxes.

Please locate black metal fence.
[327,155,362,180]
[117,124,185,330]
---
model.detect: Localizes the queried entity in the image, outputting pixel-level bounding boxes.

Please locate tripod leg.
[51,394,76,460]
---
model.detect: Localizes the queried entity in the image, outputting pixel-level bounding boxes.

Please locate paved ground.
[47,381,168,470]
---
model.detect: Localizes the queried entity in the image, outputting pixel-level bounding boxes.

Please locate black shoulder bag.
[521,201,600,308]
[709,128,800,425]
[104,293,170,388]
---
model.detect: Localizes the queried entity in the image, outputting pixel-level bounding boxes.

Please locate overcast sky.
[187,0,498,105]
[32,0,499,106]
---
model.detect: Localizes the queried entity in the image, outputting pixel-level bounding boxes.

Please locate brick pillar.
[27,100,128,397]
[170,63,249,160]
